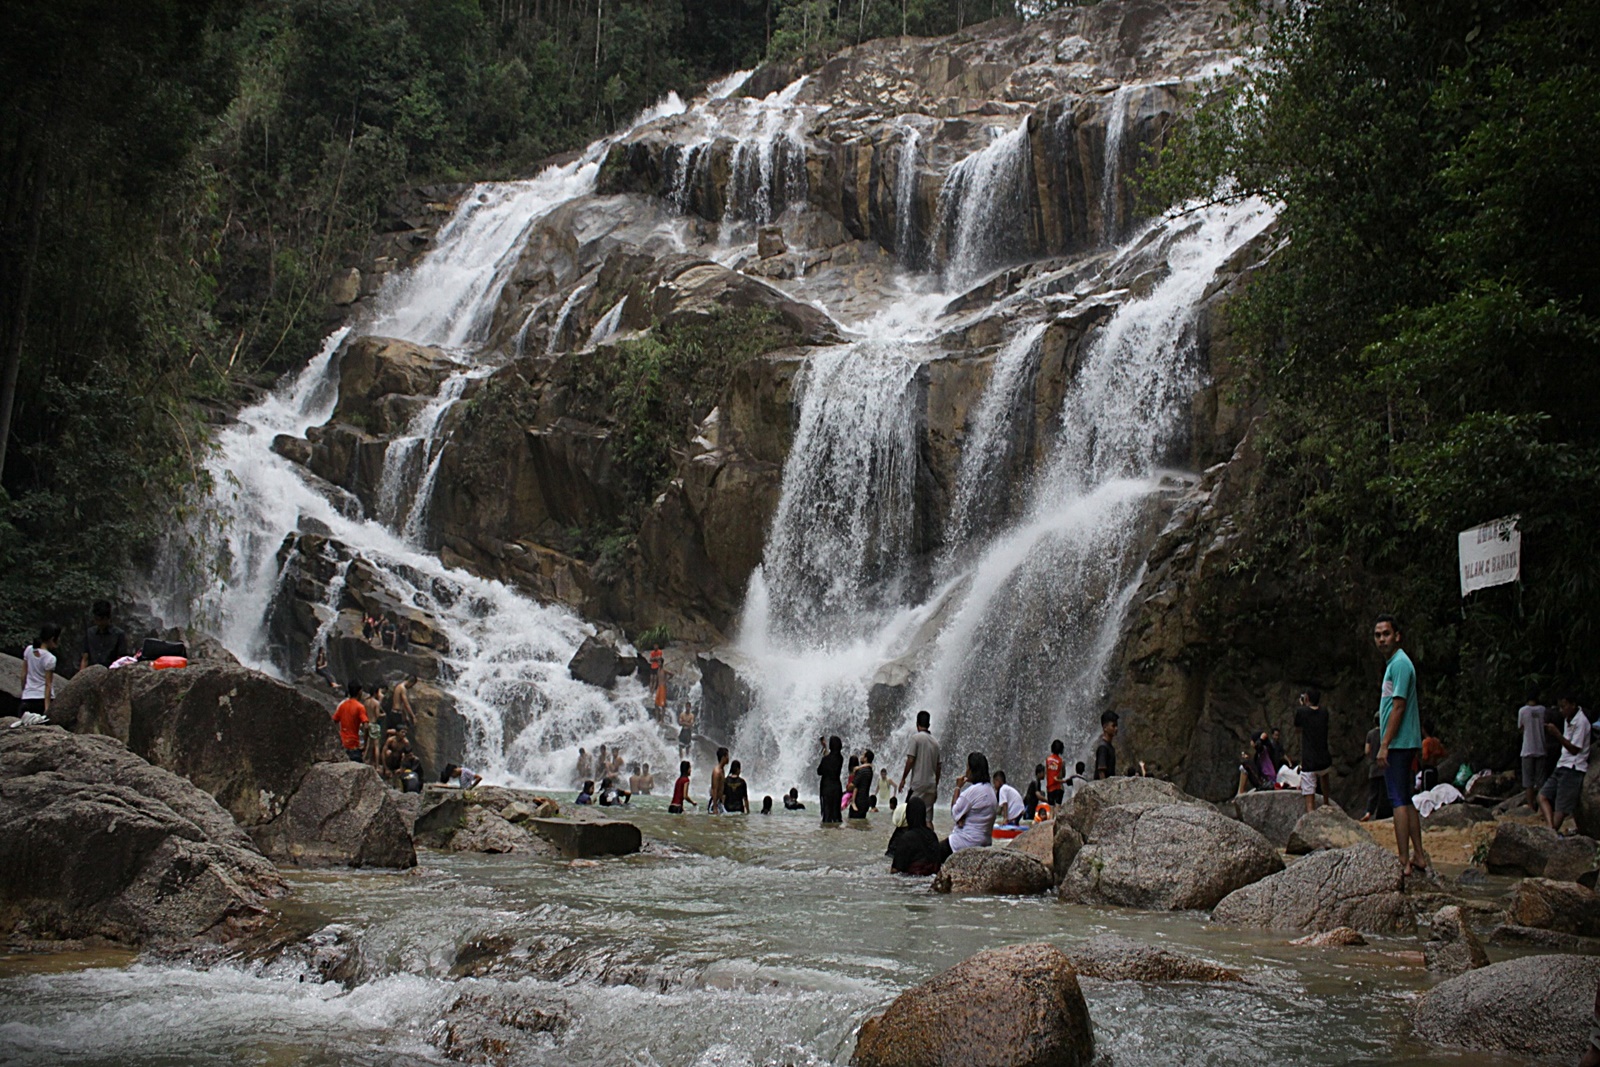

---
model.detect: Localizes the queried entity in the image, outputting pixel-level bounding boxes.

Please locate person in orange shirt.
[332,681,369,762]
[1045,740,1066,805]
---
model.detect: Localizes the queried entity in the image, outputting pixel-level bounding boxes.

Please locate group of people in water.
[574,743,655,807]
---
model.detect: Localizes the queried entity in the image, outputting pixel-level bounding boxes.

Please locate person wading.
[818,735,844,825]
[898,710,941,828]
[1373,614,1430,877]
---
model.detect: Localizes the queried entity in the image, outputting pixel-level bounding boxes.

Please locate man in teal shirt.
[1374,614,1429,876]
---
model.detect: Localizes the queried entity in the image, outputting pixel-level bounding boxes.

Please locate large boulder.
[1058,777,1212,839]
[1420,803,1494,830]
[566,634,628,688]
[1285,806,1370,854]
[1484,821,1598,881]
[1210,842,1416,935]
[525,818,642,858]
[250,762,417,869]
[851,943,1094,1067]
[1220,790,1330,849]
[52,661,342,828]
[1488,924,1600,954]
[1005,822,1055,873]
[934,847,1053,896]
[1423,905,1489,977]
[1509,877,1600,936]
[1413,954,1600,1057]
[1051,820,1085,885]
[1063,934,1241,983]
[0,723,284,946]
[1058,802,1283,911]
[449,808,550,855]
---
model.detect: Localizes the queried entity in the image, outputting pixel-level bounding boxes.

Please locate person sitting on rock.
[943,751,997,856]
[783,787,805,810]
[381,729,406,782]
[398,748,424,793]
[576,780,596,804]
[313,645,337,689]
[993,770,1026,825]
[887,796,944,876]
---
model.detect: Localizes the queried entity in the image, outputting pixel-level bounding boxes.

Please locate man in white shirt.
[1539,694,1591,833]
[992,770,1025,825]
[1517,691,1547,812]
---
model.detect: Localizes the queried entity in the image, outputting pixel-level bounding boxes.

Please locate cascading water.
[1101,85,1134,242]
[946,321,1048,542]
[939,123,1033,288]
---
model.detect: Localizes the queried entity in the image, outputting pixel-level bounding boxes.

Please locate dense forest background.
[2,0,1595,757]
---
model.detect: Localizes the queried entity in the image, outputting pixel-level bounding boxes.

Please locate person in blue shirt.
[1373,615,1429,877]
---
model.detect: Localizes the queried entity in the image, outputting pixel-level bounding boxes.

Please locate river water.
[0,802,1526,1066]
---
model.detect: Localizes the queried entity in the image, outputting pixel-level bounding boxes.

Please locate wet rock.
[566,634,628,688]
[1006,822,1055,873]
[1488,923,1600,954]
[414,795,468,845]
[272,434,313,465]
[1052,819,1085,884]
[450,808,544,855]
[1423,905,1489,977]
[1058,776,1213,838]
[1413,954,1600,1057]
[1420,803,1494,830]
[0,724,284,946]
[329,267,361,305]
[851,943,1094,1067]
[331,335,459,433]
[1219,790,1326,849]
[1508,877,1600,936]
[1290,927,1367,947]
[1484,821,1598,881]
[525,818,642,858]
[1064,934,1241,983]
[54,661,342,828]
[1210,842,1415,935]
[251,761,417,869]
[1285,805,1370,854]
[434,990,568,1065]
[697,651,756,744]
[1059,802,1283,911]
[934,846,1053,895]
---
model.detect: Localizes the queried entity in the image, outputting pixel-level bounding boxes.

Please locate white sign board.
[1458,516,1520,596]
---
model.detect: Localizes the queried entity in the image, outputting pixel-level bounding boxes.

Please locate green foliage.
[636,623,672,649]
[1142,0,1600,752]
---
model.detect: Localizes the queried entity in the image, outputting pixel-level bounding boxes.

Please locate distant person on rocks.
[578,748,594,782]
[723,760,750,814]
[362,615,376,642]
[784,787,806,810]
[577,780,595,805]
[1046,740,1066,805]
[1540,694,1592,832]
[1517,690,1547,812]
[677,702,694,758]
[398,749,423,793]
[655,669,669,723]
[391,674,417,731]
[313,646,337,689]
[818,735,844,825]
[648,646,664,688]
[1361,725,1390,822]
[1373,614,1429,877]
[887,796,944,876]
[394,622,410,654]
[849,750,876,819]
[80,602,128,671]
[760,795,773,815]
[19,624,61,719]
[332,682,369,762]
[1094,711,1119,780]
[380,616,397,650]
[710,747,730,814]
[363,685,385,766]
[440,762,480,789]
[1294,688,1332,813]
[943,751,997,856]
[993,770,1025,825]
[382,728,407,782]
[1023,772,1044,821]
[669,760,696,814]
[898,710,941,828]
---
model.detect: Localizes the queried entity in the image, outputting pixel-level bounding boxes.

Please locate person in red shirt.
[668,760,697,814]
[332,681,369,762]
[1045,740,1066,805]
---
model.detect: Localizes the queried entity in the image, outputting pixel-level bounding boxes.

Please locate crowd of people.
[574,742,655,807]
[329,677,430,792]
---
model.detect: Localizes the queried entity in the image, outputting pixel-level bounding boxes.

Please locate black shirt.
[1094,739,1116,779]
[817,751,843,786]
[888,826,943,875]
[83,625,128,668]
[1295,705,1332,772]
[723,775,749,813]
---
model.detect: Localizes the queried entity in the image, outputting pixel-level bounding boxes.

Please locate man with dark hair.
[1045,739,1066,806]
[332,682,368,762]
[723,760,750,813]
[710,746,729,814]
[900,709,942,826]
[1540,694,1591,832]
[1516,689,1547,813]
[1094,711,1119,779]
[1294,688,1331,813]
[1374,614,1429,876]
[80,600,128,670]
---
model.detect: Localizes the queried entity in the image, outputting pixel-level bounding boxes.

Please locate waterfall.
[1101,85,1134,244]
[663,76,810,226]
[894,126,923,268]
[940,124,1033,288]
[947,321,1048,542]
[586,297,628,348]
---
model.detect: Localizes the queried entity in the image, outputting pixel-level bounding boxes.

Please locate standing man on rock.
[1373,615,1429,876]
[1294,688,1332,813]
[1516,690,1547,813]
[332,681,369,763]
[899,710,941,828]
[1539,694,1591,833]
[79,600,128,670]
[1093,711,1119,779]
[1045,739,1066,806]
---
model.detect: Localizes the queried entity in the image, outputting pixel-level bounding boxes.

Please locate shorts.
[345,748,364,762]
[366,722,384,743]
[1541,767,1585,815]
[1299,768,1322,796]
[667,804,684,814]
[1521,755,1546,788]
[1047,789,1064,806]
[1384,748,1420,810]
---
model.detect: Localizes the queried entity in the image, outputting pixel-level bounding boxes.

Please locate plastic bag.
[1453,762,1474,789]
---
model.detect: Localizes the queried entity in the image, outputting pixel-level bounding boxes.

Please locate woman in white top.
[19,623,62,717]
[946,751,997,852]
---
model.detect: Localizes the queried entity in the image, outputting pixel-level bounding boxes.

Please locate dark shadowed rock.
[1420,803,1494,830]
[251,762,416,869]
[1290,927,1367,947]
[1064,934,1241,983]
[1286,806,1370,854]
[1221,791,1334,849]
[1413,954,1600,1056]
[1488,924,1600,954]
[1211,842,1415,934]
[1059,802,1282,911]
[1485,821,1597,881]
[567,634,626,688]
[934,847,1053,895]
[526,818,641,858]
[1423,905,1489,977]
[1059,777,1213,839]
[1580,763,1600,838]
[1508,877,1600,936]
[851,943,1094,1067]
[0,724,284,946]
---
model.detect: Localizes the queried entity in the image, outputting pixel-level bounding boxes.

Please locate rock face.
[1485,821,1598,881]
[250,761,417,869]
[1580,764,1600,839]
[1210,842,1415,935]
[934,846,1053,895]
[1413,955,1600,1057]
[1063,934,1241,983]
[1219,790,1326,849]
[0,724,284,946]
[1509,878,1600,936]
[1423,905,1489,977]
[53,661,341,828]
[1006,822,1055,873]
[525,818,642,858]
[1058,802,1282,910]
[566,634,633,688]
[851,943,1094,1067]
[1285,805,1370,854]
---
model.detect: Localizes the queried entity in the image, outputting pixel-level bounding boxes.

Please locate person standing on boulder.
[392,673,417,731]
[1294,688,1332,813]
[1373,615,1429,876]
[18,624,61,719]
[1045,739,1066,805]
[818,735,845,825]
[1517,690,1547,813]
[79,601,128,671]
[899,710,941,828]
[1093,711,1119,779]
[332,681,369,762]
[1539,694,1591,832]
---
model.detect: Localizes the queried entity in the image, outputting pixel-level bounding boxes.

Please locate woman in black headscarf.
[818,735,844,824]
[887,796,943,875]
